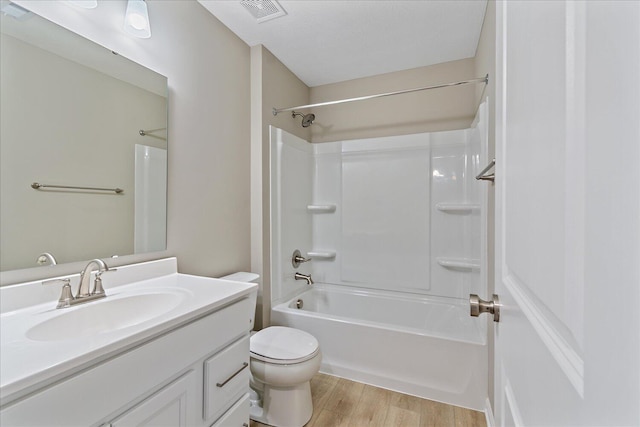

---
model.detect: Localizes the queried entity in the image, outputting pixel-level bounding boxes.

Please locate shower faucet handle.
[292,249,311,268]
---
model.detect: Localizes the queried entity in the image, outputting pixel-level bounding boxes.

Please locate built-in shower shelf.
[307,204,336,213]
[436,203,480,213]
[307,251,336,260]
[436,257,480,271]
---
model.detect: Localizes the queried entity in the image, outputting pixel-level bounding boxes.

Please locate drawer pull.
[216,362,248,388]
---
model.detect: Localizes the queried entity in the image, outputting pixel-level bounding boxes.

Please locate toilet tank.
[220,272,260,331]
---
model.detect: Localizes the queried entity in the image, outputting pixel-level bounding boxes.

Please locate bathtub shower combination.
[269,102,489,410]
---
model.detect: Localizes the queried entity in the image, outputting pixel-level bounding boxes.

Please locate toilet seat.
[250,326,319,365]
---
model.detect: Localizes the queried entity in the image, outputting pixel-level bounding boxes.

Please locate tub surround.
[270,102,488,304]
[307,107,488,300]
[0,258,258,426]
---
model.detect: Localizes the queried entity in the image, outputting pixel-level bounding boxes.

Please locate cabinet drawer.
[203,336,249,423]
[211,394,249,427]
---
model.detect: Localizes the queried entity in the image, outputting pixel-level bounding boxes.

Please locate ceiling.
[198,0,488,87]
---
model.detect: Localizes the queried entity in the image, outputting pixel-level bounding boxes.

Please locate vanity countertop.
[0,258,257,405]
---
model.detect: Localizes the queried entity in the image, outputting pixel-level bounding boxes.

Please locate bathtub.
[271,285,487,411]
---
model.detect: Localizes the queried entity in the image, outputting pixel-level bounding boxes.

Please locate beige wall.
[474,0,497,411]
[310,58,478,143]
[2,0,251,285]
[260,48,311,143]
[0,34,166,272]
[250,45,310,329]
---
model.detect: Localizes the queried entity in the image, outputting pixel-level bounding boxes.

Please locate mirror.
[0,4,168,272]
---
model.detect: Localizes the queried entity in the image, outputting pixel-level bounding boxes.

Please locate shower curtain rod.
[272,74,488,116]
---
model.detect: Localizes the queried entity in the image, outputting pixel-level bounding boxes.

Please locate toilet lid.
[250,326,319,364]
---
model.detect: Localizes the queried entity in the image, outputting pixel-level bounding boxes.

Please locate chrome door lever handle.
[469,294,501,322]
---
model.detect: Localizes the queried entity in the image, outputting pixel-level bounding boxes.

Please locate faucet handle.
[42,278,74,308]
[42,278,69,285]
[93,276,105,296]
[292,249,311,268]
[93,268,116,296]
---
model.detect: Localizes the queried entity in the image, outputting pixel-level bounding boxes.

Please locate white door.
[494,1,639,426]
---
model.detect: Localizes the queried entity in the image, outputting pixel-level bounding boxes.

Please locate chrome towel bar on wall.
[31,182,124,194]
[475,159,495,182]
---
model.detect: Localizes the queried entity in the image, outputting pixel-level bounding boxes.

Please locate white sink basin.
[26,292,184,342]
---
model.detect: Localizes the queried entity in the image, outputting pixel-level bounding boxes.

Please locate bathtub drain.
[295,299,303,309]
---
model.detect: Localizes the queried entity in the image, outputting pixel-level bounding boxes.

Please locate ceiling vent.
[240,0,287,23]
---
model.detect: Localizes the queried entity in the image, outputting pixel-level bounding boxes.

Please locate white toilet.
[220,272,322,427]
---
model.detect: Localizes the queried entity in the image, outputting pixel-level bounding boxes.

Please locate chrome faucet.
[77,258,110,297]
[36,252,57,266]
[294,272,314,285]
[42,258,114,308]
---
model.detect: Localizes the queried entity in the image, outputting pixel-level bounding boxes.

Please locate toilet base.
[249,381,313,427]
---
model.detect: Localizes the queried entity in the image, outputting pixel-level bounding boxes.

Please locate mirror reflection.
[0,5,168,272]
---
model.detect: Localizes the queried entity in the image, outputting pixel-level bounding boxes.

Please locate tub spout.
[294,272,314,285]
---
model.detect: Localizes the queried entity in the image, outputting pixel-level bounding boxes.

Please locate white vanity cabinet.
[0,296,252,427]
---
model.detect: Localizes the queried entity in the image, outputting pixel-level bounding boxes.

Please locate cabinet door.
[109,371,195,427]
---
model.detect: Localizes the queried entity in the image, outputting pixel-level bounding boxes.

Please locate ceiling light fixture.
[123,0,150,39]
